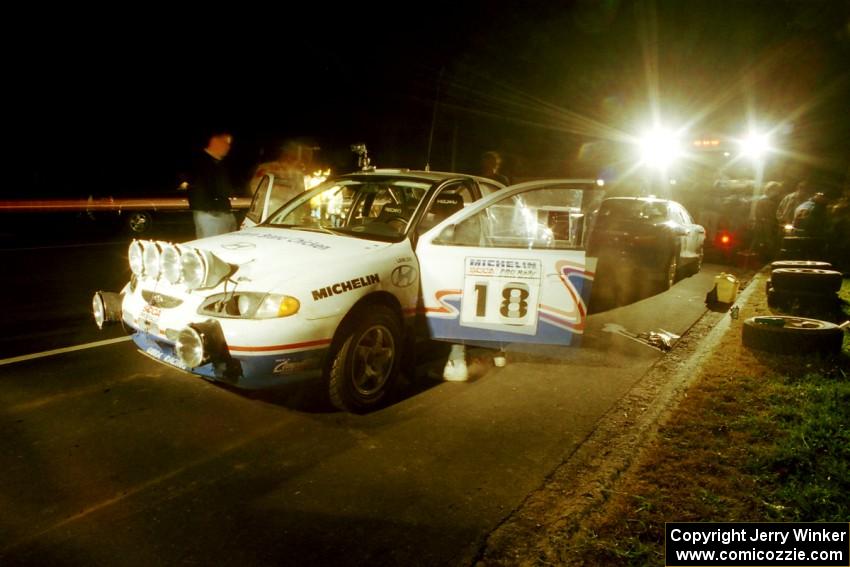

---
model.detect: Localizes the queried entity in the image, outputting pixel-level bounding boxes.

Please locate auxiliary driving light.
[175,320,228,368]
[176,326,206,368]
[128,240,145,277]
[92,291,123,329]
[160,243,183,284]
[180,247,233,290]
[142,241,162,280]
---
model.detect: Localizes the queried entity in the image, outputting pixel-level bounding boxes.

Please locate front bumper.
[120,286,330,389]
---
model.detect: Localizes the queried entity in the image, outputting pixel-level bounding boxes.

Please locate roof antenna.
[424,67,445,172]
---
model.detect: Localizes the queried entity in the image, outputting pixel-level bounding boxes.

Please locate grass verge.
[557,279,850,566]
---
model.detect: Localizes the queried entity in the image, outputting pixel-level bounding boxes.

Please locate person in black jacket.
[186,129,237,238]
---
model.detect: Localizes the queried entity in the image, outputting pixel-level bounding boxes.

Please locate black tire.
[766,285,840,314]
[127,211,152,234]
[770,268,842,294]
[742,316,843,355]
[686,247,704,277]
[770,260,832,271]
[660,252,678,291]
[327,305,402,413]
[778,236,827,260]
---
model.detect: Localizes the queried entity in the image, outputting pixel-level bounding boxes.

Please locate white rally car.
[93,170,604,412]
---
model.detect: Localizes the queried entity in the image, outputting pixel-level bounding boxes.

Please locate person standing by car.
[751,181,782,260]
[775,179,813,226]
[793,191,830,237]
[185,129,237,238]
[246,140,315,196]
[479,151,510,186]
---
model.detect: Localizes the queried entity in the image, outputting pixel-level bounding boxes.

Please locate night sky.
[8,0,850,198]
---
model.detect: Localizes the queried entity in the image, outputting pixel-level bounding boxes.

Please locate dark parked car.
[588,197,705,307]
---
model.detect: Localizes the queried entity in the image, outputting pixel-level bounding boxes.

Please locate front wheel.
[328,305,402,413]
[127,211,152,234]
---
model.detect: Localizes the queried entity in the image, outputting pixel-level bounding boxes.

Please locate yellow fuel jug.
[715,272,740,304]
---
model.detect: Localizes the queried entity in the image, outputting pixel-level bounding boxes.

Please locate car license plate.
[139,304,161,335]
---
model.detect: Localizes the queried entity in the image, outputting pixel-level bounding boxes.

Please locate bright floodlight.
[639,128,681,170]
[741,132,770,160]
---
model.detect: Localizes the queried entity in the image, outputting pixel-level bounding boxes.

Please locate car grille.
[141,290,183,309]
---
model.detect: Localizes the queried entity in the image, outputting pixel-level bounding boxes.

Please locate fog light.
[175,327,206,368]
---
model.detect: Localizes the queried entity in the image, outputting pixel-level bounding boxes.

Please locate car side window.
[436,186,594,250]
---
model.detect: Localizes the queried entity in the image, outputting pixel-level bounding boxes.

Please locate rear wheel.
[660,252,678,291]
[327,305,401,413]
[687,247,704,276]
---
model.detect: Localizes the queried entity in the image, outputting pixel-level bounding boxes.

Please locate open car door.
[416,180,605,347]
[241,174,302,228]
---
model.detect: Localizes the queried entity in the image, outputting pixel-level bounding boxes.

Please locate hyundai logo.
[391,265,417,287]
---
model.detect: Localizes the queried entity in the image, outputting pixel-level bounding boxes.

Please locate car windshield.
[262,178,432,240]
[598,200,668,222]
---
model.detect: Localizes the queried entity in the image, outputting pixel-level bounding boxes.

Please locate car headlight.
[128,240,145,277]
[160,243,183,284]
[142,241,161,280]
[180,247,233,290]
[199,292,300,319]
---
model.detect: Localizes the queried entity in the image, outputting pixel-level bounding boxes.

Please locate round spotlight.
[142,241,162,280]
[160,244,183,284]
[175,326,205,368]
[181,248,206,289]
[92,292,106,329]
[128,240,145,277]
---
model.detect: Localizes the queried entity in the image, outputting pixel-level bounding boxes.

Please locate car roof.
[603,196,674,204]
[335,169,505,187]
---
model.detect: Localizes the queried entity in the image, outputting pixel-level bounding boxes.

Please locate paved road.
[0,234,745,566]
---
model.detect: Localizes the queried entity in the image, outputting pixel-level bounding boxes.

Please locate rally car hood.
[186,226,390,285]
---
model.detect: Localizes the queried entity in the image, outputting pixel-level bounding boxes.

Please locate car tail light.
[716,231,734,248]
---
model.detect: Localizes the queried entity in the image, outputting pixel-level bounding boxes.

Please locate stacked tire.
[766,261,842,314]
[742,316,844,355]
[777,236,826,260]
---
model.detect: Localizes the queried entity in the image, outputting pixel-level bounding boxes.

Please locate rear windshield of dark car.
[597,200,668,222]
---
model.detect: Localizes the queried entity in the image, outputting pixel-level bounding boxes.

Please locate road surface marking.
[0,240,128,252]
[1,420,287,554]
[0,336,132,367]
[7,374,146,414]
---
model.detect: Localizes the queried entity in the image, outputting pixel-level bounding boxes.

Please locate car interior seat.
[418,193,465,234]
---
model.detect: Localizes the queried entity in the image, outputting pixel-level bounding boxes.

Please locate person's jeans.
[193,210,237,239]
